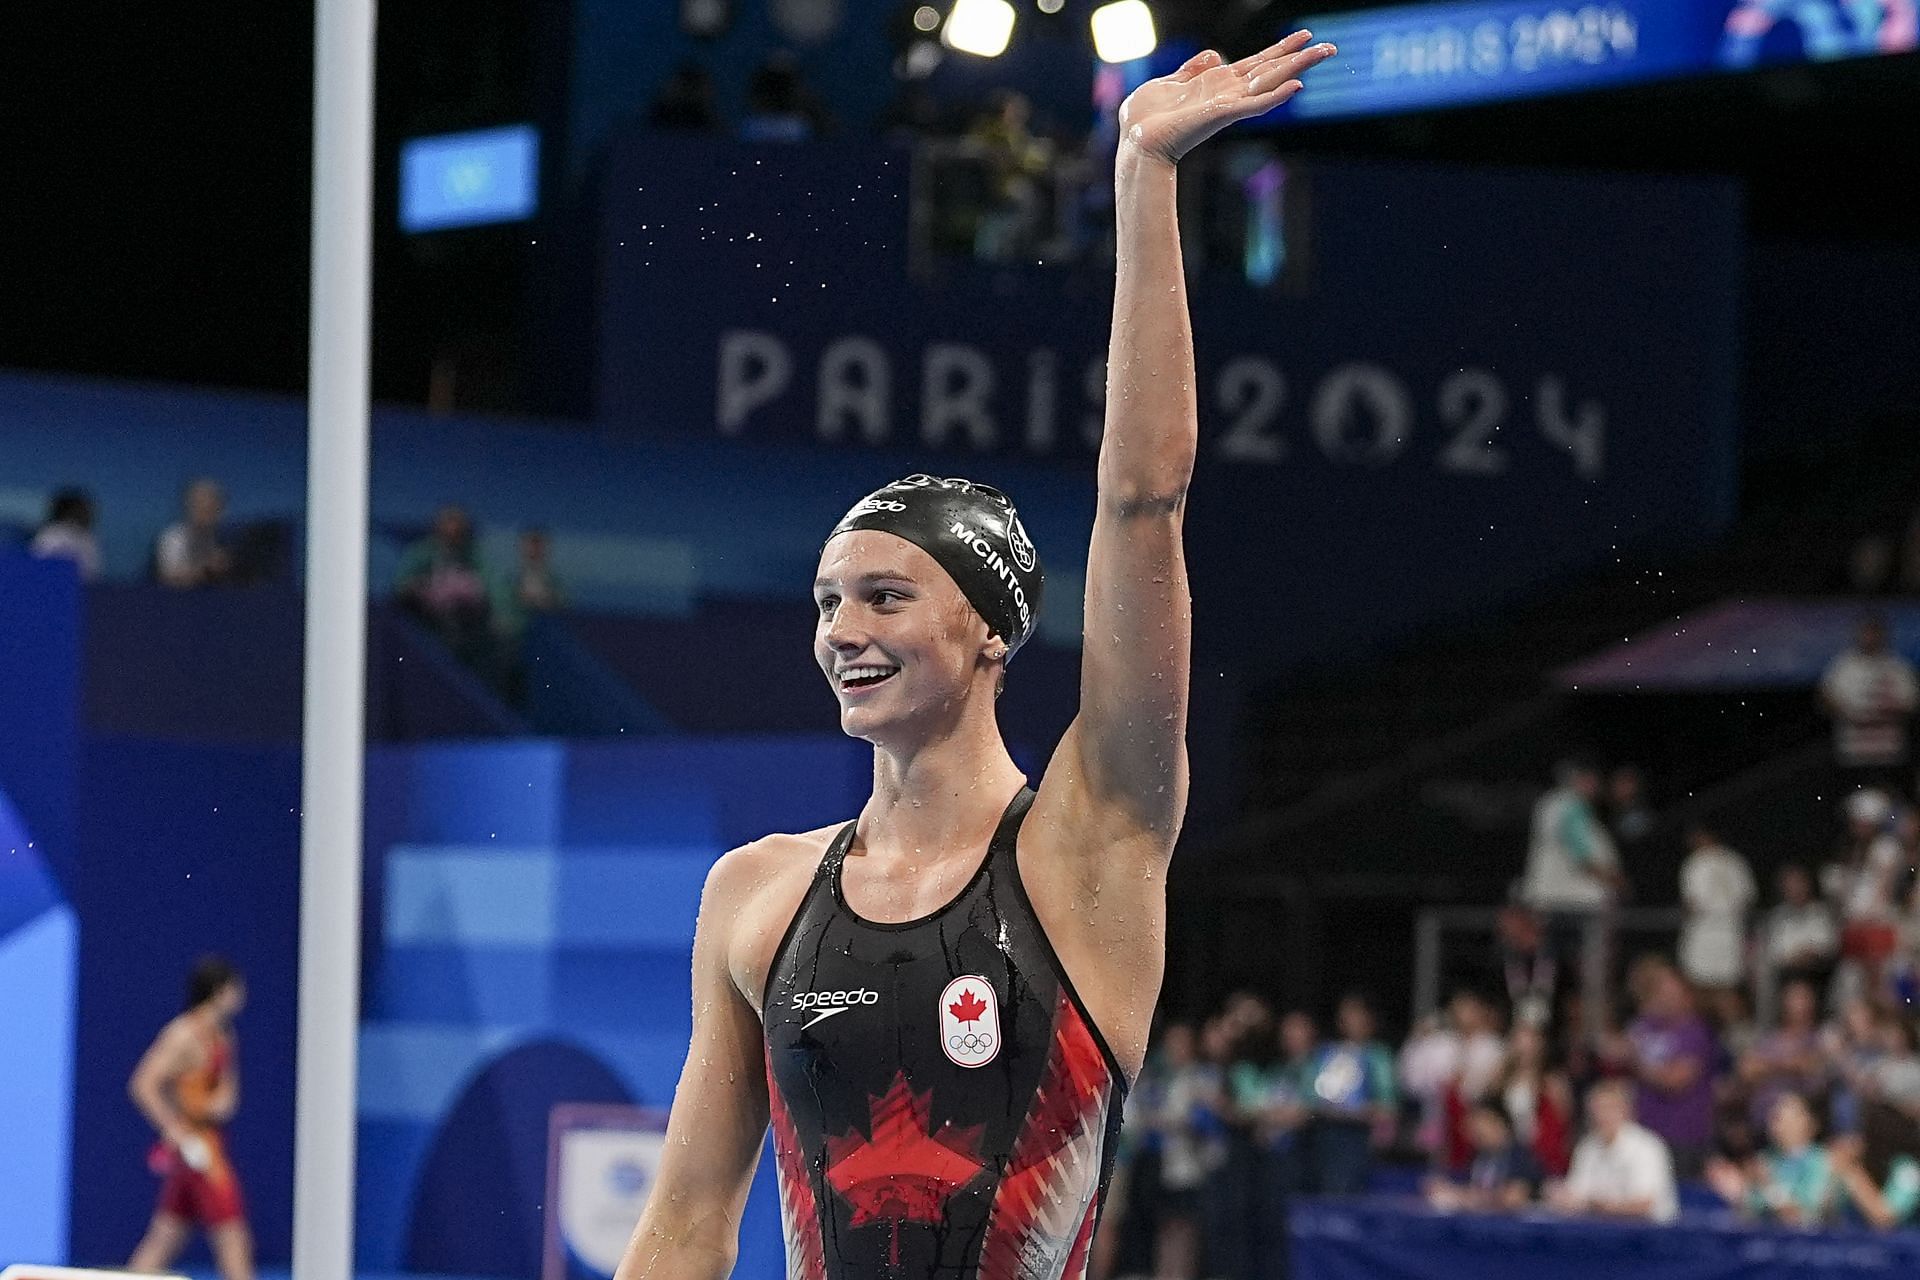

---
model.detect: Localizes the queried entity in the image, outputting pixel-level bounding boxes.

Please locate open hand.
[1118,31,1337,166]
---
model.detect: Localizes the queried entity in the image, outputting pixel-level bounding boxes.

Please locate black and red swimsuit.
[762,788,1127,1279]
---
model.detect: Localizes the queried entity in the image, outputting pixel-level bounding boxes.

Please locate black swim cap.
[827,475,1044,658]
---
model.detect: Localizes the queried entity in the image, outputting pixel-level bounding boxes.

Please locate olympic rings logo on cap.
[1006,512,1037,574]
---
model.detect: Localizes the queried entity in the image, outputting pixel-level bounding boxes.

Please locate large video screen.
[1276,0,1916,122]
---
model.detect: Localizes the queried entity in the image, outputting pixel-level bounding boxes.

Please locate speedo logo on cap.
[949,520,1032,633]
[790,987,879,1030]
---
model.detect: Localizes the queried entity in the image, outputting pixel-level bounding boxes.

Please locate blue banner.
[1291,1199,1920,1280]
[1280,1,1917,122]
[593,140,1744,670]
[595,139,1739,494]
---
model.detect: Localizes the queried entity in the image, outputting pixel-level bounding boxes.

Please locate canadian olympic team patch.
[938,975,1001,1068]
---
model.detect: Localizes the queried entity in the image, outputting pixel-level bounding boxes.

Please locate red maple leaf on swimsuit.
[949,988,988,1025]
[824,1071,986,1267]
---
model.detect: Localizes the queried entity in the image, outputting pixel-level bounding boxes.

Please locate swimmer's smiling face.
[814,530,999,743]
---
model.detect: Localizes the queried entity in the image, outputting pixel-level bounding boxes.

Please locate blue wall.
[0,555,81,889]
[358,735,874,1279]
[66,737,302,1267]
[53,712,886,1271]
[0,554,81,1262]
[0,790,76,1263]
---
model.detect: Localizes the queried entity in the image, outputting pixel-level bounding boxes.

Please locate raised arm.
[614,855,771,1280]
[1053,33,1336,839]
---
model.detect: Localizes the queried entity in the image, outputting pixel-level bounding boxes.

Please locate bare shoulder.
[709,823,848,1015]
[146,1014,204,1066]
[705,825,840,901]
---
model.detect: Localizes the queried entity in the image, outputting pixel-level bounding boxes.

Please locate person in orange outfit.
[128,955,253,1280]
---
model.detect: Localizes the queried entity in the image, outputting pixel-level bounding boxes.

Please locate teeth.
[840,666,898,683]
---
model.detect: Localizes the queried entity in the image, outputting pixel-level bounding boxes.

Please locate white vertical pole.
[296,0,374,1277]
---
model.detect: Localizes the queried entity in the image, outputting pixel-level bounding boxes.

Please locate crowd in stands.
[393,504,566,699]
[1101,961,1919,1278]
[1099,686,1920,1278]
[27,479,249,587]
[23,484,566,703]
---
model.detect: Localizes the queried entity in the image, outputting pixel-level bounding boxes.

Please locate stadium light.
[943,0,1017,57]
[1091,0,1157,63]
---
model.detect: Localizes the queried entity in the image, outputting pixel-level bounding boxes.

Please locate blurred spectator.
[740,52,828,143]
[1739,979,1829,1134]
[1819,613,1917,795]
[1548,1079,1678,1223]
[1555,988,1613,1097]
[1496,902,1555,1029]
[1676,825,1756,999]
[1228,1010,1311,1280]
[1824,790,1905,1004]
[1308,993,1397,1195]
[1399,990,1505,1172]
[1605,765,1656,849]
[155,478,234,589]
[1762,864,1839,1001]
[1707,1092,1835,1226]
[1828,998,1888,1134]
[1865,1014,1920,1118]
[1621,962,1717,1178]
[1519,759,1625,958]
[1261,1009,1318,1174]
[1424,1098,1543,1213]
[513,527,565,612]
[1199,1008,1270,1280]
[1831,1102,1920,1229]
[648,61,720,132]
[1708,986,1761,1064]
[1099,1078,1162,1279]
[29,487,100,581]
[396,505,497,670]
[1496,1020,1574,1177]
[1219,989,1276,1046]
[1144,1022,1220,1280]
[965,90,1051,263]
[497,527,566,633]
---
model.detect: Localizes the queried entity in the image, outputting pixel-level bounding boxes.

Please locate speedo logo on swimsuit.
[948,520,1032,632]
[790,987,880,1029]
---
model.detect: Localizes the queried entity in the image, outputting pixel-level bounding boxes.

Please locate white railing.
[1413,904,1686,1035]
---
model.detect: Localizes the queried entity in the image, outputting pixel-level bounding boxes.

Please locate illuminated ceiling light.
[1091,0,1157,63]
[1037,0,1065,13]
[913,4,941,31]
[943,0,1017,57]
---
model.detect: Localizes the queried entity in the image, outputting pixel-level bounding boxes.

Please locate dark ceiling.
[3,1,1911,404]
